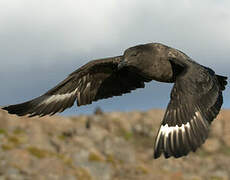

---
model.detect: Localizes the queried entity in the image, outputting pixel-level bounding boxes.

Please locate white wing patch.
[158,122,190,139]
[40,88,79,105]
[155,122,191,153]
[154,110,212,158]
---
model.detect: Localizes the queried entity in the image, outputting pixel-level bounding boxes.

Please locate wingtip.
[153,142,164,159]
[154,150,173,159]
[1,105,16,115]
[153,151,160,159]
[1,105,9,112]
[1,103,28,116]
[153,150,188,159]
[1,106,5,113]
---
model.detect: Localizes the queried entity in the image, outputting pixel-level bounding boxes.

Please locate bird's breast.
[148,59,174,83]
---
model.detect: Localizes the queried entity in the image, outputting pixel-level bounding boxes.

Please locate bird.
[2,43,227,159]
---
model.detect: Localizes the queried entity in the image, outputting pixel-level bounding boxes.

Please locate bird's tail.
[216,75,228,91]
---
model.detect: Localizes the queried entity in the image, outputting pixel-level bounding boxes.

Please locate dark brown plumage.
[2,43,227,159]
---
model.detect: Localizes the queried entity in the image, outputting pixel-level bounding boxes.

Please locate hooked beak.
[118,59,128,70]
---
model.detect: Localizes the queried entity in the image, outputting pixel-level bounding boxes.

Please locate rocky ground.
[0,108,230,180]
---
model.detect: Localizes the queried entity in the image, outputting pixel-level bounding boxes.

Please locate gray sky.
[0,0,229,115]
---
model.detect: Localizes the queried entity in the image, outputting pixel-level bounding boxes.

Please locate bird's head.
[118,43,174,82]
[118,44,153,71]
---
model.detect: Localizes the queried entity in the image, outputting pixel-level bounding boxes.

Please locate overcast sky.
[0,0,229,115]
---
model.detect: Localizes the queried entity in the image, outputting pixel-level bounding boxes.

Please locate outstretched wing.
[2,56,151,117]
[154,61,226,158]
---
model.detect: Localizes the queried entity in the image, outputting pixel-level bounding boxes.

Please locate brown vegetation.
[0,109,230,180]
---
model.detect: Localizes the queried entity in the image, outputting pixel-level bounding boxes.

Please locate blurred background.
[0,1,230,180]
[0,0,229,115]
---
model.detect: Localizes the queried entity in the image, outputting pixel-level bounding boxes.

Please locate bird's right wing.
[2,56,151,117]
[154,62,227,158]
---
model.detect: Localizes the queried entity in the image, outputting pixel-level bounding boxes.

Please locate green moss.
[1,134,25,151]
[13,128,25,135]
[58,130,75,141]
[135,165,149,174]
[56,153,65,160]
[47,132,53,137]
[75,167,92,180]
[220,145,230,155]
[0,129,7,135]
[56,154,74,168]
[210,176,224,180]
[27,147,53,159]
[1,144,14,151]
[58,134,66,141]
[106,154,117,167]
[1,135,25,151]
[88,152,104,162]
[63,158,74,168]
[8,136,21,145]
[118,128,133,141]
[123,131,133,141]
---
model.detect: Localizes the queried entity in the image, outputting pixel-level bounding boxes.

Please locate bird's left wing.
[154,62,226,159]
[2,56,151,117]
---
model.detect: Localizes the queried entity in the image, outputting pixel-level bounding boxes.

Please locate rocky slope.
[0,109,230,180]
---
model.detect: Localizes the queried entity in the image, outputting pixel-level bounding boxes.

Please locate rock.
[72,149,90,164]
[26,123,54,151]
[3,149,31,172]
[29,158,66,178]
[103,137,136,164]
[87,126,109,143]
[0,109,230,180]
[72,149,111,180]
[5,168,24,180]
[80,162,112,180]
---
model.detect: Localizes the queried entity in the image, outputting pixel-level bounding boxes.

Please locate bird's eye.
[131,51,139,57]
